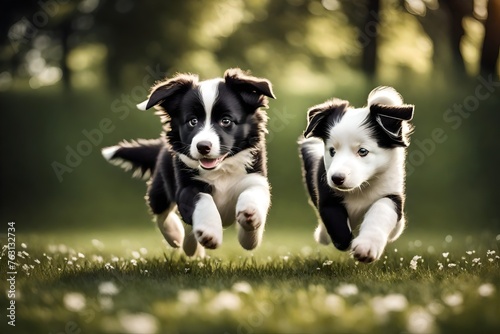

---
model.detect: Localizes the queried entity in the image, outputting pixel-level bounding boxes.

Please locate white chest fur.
[192,149,261,227]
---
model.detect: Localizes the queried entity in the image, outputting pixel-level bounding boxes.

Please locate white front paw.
[351,235,386,263]
[236,204,262,231]
[193,224,222,249]
[236,199,265,231]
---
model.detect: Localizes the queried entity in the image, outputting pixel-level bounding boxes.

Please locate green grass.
[1,227,499,334]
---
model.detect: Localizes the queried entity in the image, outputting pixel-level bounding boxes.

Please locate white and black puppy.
[102,68,275,256]
[299,87,414,263]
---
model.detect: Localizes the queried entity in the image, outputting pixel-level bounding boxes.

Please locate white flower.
[325,294,345,315]
[336,283,358,297]
[232,281,253,294]
[410,255,422,270]
[209,291,241,313]
[91,239,104,250]
[442,292,463,307]
[92,255,103,263]
[322,260,333,266]
[407,307,436,334]
[178,290,200,305]
[478,283,495,297]
[77,252,85,258]
[372,294,408,318]
[63,292,86,312]
[487,250,496,256]
[383,294,408,311]
[98,281,119,295]
[119,312,158,334]
[447,263,457,268]
[21,243,27,249]
[442,252,449,258]
[131,251,141,259]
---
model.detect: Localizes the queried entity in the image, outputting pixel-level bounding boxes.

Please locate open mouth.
[199,154,229,170]
[331,184,356,192]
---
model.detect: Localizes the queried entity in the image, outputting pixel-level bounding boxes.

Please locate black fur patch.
[299,140,353,251]
[363,104,414,148]
[303,99,349,140]
[385,194,403,222]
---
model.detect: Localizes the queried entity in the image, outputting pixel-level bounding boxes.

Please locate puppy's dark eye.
[358,148,369,157]
[188,118,198,127]
[329,147,336,157]
[219,117,232,128]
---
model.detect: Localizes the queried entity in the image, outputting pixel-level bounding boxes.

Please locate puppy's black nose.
[196,141,212,155]
[331,174,345,186]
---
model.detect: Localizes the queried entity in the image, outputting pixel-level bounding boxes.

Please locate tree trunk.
[360,0,380,77]
[60,20,72,91]
[480,0,500,77]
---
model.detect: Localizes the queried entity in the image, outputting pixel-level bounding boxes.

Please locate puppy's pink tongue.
[199,158,218,169]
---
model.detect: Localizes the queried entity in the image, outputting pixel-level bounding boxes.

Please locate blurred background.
[1,0,499,236]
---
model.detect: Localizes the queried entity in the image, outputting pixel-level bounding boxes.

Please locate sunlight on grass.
[1,228,499,333]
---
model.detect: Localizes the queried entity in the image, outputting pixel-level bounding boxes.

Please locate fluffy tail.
[101,138,164,180]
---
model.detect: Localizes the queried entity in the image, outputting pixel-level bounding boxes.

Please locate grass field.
[1,227,499,334]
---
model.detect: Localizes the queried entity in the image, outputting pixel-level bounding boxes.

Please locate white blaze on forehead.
[191,78,222,159]
[198,78,221,119]
[328,108,370,144]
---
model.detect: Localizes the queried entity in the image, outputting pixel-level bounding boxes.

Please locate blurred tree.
[402,0,499,78]
[480,0,500,77]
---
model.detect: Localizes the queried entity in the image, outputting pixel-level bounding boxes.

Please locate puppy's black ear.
[369,104,414,147]
[224,68,275,109]
[304,99,349,139]
[137,74,198,111]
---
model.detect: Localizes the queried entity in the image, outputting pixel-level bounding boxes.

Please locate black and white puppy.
[299,87,414,263]
[102,68,275,256]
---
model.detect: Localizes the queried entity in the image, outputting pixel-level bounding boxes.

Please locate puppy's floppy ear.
[368,86,414,147]
[304,99,349,139]
[137,73,198,111]
[224,68,276,109]
[369,104,414,147]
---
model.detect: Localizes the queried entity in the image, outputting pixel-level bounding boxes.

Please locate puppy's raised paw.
[236,203,262,232]
[194,225,222,249]
[351,236,386,263]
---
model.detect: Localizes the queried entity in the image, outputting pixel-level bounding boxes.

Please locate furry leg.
[182,225,206,258]
[236,183,270,250]
[314,223,331,245]
[192,193,223,249]
[351,197,399,263]
[156,211,184,248]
